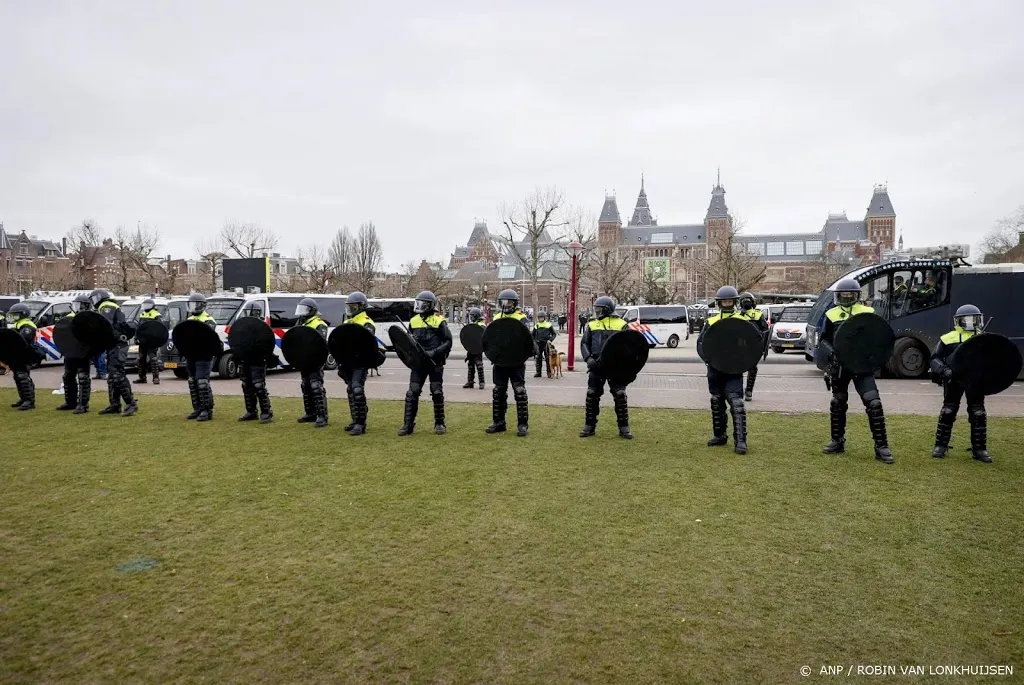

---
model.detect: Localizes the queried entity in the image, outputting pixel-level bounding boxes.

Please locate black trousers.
[534,341,552,375]
[300,368,328,420]
[403,365,445,426]
[829,370,888,446]
[340,367,369,425]
[584,369,629,427]
[935,380,986,449]
[186,358,214,412]
[138,345,160,379]
[492,364,528,427]
[706,367,746,441]
[240,361,272,417]
[105,344,134,407]
[61,357,91,408]
[465,353,485,385]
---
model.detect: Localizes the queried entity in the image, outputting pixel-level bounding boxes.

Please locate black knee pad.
[866,397,882,413]
[429,381,443,398]
[512,384,528,402]
[968,405,986,421]
[585,386,601,400]
[939,405,958,420]
[611,387,627,401]
[861,388,880,404]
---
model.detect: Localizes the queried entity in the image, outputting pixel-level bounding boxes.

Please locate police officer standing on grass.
[696,286,748,454]
[462,306,486,389]
[237,308,273,425]
[184,293,217,422]
[929,304,991,463]
[56,294,93,414]
[532,311,557,378]
[295,298,329,428]
[136,298,163,385]
[580,296,632,439]
[399,291,453,436]
[817,278,893,464]
[91,289,138,417]
[6,303,41,410]
[486,289,533,437]
[739,291,768,402]
[338,291,376,436]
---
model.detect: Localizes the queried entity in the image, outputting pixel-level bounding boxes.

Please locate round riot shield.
[833,312,896,375]
[389,325,432,370]
[599,329,650,385]
[328,323,383,369]
[700,316,764,375]
[949,333,1023,396]
[460,324,484,355]
[0,328,35,368]
[71,310,117,355]
[281,326,329,373]
[171,320,223,361]
[53,317,90,360]
[482,317,534,368]
[136,319,170,348]
[227,317,276,363]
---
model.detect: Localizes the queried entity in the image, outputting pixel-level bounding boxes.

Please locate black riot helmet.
[954,303,983,332]
[593,296,615,319]
[187,292,207,315]
[739,291,756,311]
[715,285,740,313]
[88,288,112,307]
[414,290,436,315]
[141,298,155,312]
[498,289,518,314]
[833,278,861,309]
[6,302,30,325]
[469,306,483,322]
[295,297,318,322]
[346,291,368,317]
[71,293,91,313]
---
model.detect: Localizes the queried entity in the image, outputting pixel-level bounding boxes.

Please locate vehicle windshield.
[21,300,50,319]
[614,308,626,318]
[205,298,244,325]
[778,308,812,323]
[122,304,140,321]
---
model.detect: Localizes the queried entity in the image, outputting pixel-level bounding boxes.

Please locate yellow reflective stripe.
[14,319,37,330]
[588,317,626,331]
[940,329,975,345]
[304,316,326,330]
[98,301,119,311]
[348,311,374,327]
[411,314,445,329]
[708,312,741,325]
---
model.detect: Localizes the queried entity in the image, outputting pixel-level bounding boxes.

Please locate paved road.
[10,355,1024,417]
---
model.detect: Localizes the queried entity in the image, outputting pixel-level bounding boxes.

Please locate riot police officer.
[929,304,991,462]
[6,303,40,410]
[237,308,273,424]
[136,298,163,385]
[91,288,138,417]
[338,291,376,435]
[398,291,453,436]
[580,295,632,439]
[462,306,486,389]
[532,311,557,378]
[295,297,329,428]
[739,291,768,401]
[57,294,93,413]
[696,286,748,454]
[485,289,532,437]
[817,278,893,463]
[184,293,217,422]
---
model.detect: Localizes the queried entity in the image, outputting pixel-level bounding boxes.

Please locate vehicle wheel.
[891,337,927,378]
[325,353,338,371]
[218,354,238,379]
[173,368,189,380]
[667,334,679,348]
[773,346,784,354]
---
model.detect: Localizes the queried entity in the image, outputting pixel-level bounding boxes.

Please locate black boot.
[866,400,893,464]
[238,383,258,421]
[486,387,507,433]
[580,392,599,437]
[196,380,213,422]
[119,377,138,416]
[932,406,955,457]
[14,373,35,410]
[349,391,367,435]
[968,405,991,463]
[707,396,728,446]
[613,389,632,439]
[477,360,485,389]
[98,383,120,415]
[398,393,418,436]
[744,367,757,402]
[823,398,847,453]
[256,381,272,424]
[464,361,476,388]
[728,396,747,454]
[297,381,315,423]
[137,374,147,384]
[514,385,529,437]
[186,378,201,419]
[431,382,446,434]
[57,370,77,410]
[75,368,91,413]
[314,384,328,428]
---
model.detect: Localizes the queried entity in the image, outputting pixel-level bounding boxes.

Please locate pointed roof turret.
[705,170,729,219]
[629,174,656,226]
[599,193,621,224]
[467,219,490,246]
[865,184,895,217]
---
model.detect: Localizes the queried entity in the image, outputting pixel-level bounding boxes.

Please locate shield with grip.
[833,312,896,375]
[171,320,224,361]
[460,324,484,356]
[71,310,117,356]
[53,317,90,359]
[136,319,170,348]
[482,318,534,368]
[948,333,1023,396]
[598,329,650,385]
[699,316,764,375]
[0,328,36,368]
[328,323,383,369]
[389,325,433,370]
[281,326,329,373]
[227,317,276,363]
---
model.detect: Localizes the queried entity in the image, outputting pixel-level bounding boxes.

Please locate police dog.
[548,342,563,378]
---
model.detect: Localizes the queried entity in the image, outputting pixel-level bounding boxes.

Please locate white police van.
[227,293,350,371]
[614,304,691,348]
[365,297,416,351]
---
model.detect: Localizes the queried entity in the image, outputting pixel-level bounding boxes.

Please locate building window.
[805,240,823,254]
[187,263,197,275]
[766,242,785,256]
[746,242,764,255]
[19,245,28,256]
[786,241,804,255]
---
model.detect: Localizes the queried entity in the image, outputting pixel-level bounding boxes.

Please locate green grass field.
[1,390,1022,684]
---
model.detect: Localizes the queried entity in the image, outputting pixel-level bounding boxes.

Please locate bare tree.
[978,205,1024,262]
[64,219,106,289]
[500,186,571,314]
[399,260,420,293]
[328,227,355,289]
[110,223,161,295]
[349,221,384,295]
[418,261,453,299]
[220,221,279,259]
[694,217,766,293]
[562,206,597,281]
[589,248,638,303]
[294,244,334,294]
[195,238,225,293]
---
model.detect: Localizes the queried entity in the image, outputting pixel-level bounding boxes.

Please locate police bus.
[614,304,691,348]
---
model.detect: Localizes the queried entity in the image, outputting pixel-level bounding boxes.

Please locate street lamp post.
[565,240,584,372]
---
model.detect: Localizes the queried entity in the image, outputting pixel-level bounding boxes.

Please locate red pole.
[567,254,577,372]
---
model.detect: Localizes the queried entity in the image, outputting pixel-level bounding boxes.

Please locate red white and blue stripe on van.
[627,322,660,345]
[35,326,63,361]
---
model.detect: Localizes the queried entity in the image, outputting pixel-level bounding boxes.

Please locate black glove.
[586,357,599,370]
[942,367,954,381]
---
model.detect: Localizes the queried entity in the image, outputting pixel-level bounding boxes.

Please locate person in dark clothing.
[56,294,93,414]
[338,291,378,436]
[6,303,41,410]
[532,311,557,378]
[578,312,588,334]
[462,306,486,389]
[580,296,632,439]
[739,291,768,401]
[135,298,163,385]
[398,291,453,435]
[183,293,217,422]
[236,310,273,425]
[295,297,329,428]
[485,289,532,437]
[91,289,138,417]
[696,286,749,454]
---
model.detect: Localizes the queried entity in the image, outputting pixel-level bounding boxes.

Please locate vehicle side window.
[363,305,387,322]
[167,304,185,328]
[858,274,890,317]
[386,301,414,323]
[49,303,73,324]
[35,306,55,327]
[317,299,348,326]
[622,308,639,323]
[638,307,658,323]
[904,267,947,317]
[268,297,302,328]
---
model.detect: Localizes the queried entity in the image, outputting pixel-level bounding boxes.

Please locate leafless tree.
[328,227,355,288]
[589,248,639,304]
[418,261,453,299]
[110,223,161,295]
[694,217,766,293]
[349,221,384,295]
[978,205,1024,262]
[220,221,279,259]
[64,219,106,288]
[399,260,420,293]
[195,238,225,293]
[294,243,334,294]
[500,186,573,314]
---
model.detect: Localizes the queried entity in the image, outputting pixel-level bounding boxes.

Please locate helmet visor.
[187,301,203,315]
[70,300,83,313]
[5,312,19,325]
[717,299,735,311]
[295,304,313,318]
[142,302,154,311]
[836,291,859,307]
[347,302,364,317]
[89,293,103,307]
[958,314,980,331]
[499,298,516,313]
[413,299,431,314]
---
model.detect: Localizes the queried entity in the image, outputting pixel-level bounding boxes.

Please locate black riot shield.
[389,325,433,370]
[281,326,329,373]
[482,317,534,368]
[949,333,1023,396]
[227,317,276,363]
[171,320,224,361]
[71,310,117,355]
[136,319,170,348]
[833,312,896,375]
[700,317,764,375]
[599,329,650,385]
[0,328,36,368]
[328,323,383,369]
[53,317,90,360]
[460,324,484,356]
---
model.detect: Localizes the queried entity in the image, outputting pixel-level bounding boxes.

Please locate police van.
[613,304,691,348]
[365,297,416,351]
[17,291,96,364]
[122,296,183,372]
[160,295,245,378]
[227,293,350,371]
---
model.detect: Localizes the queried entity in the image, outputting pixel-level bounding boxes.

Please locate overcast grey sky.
[1,0,1021,268]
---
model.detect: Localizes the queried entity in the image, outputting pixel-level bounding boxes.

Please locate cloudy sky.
[1,0,1021,268]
